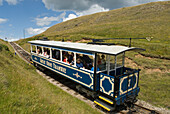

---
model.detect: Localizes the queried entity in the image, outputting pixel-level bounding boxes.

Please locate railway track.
[9,42,161,114]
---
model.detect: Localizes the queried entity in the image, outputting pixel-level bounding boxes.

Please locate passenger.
[91,63,100,71]
[101,55,106,64]
[37,48,41,55]
[46,49,50,58]
[43,48,47,56]
[76,58,84,68]
[63,55,69,64]
[76,54,80,59]
[97,55,101,65]
[43,48,50,58]
[68,52,74,63]
[82,55,92,69]
[70,57,74,65]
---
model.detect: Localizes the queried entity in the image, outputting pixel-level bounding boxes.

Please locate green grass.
[139,72,170,108]
[125,51,170,109]
[0,40,101,113]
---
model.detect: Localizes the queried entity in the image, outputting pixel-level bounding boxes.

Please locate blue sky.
[0,0,167,41]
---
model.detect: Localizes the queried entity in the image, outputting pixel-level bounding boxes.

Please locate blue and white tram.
[28,40,144,111]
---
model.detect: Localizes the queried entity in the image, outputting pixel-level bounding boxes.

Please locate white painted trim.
[60,50,62,61]
[74,52,76,67]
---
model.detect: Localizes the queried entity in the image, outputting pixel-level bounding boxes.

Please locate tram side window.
[62,51,74,64]
[116,53,123,67]
[32,45,36,53]
[110,56,115,70]
[37,46,42,55]
[76,53,93,70]
[52,49,60,60]
[43,47,50,58]
[83,54,93,70]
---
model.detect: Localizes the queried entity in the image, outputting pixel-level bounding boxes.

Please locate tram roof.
[28,40,144,55]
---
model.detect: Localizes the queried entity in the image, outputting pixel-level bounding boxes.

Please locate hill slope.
[44,1,170,41]
[15,1,170,109]
[0,40,100,113]
[17,1,170,58]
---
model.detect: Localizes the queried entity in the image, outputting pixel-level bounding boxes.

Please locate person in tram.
[37,48,41,55]
[43,48,50,58]
[97,55,101,65]
[101,54,106,64]
[70,57,74,65]
[82,55,92,69]
[46,49,50,58]
[76,58,84,68]
[91,63,100,71]
[68,52,74,63]
[43,48,47,56]
[63,55,69,64]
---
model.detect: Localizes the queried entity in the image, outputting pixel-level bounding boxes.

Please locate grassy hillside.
[15,1,170,109]
[17,1,170,58]
[0,39,100,113]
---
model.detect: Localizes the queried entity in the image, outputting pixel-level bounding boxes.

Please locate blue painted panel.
[100,73,114,97]
[119,72,139,96]
[32,54,94,89]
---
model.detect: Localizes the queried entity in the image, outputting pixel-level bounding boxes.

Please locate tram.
[28,40,144,111]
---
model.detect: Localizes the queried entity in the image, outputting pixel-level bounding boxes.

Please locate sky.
[0,0,168,41]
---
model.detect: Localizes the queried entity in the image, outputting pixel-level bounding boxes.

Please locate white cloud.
[5,0,18,5]
[0,0,22,5]
[0,18,8,24]
[34,12,65,26]
[26,27,49,35]
[63,14,77,22]
[42,0,169,12]
[63,4,108,22]
[76,4,109,16]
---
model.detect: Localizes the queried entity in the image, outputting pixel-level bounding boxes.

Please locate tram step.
[94,99,114,111]
[99,95,113,104]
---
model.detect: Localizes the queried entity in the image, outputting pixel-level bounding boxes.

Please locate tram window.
[83,54,93,70]
[37,46,42,55]
[52,49,60,60]
[76,53,93,70]
[43,47,50,58]
[116,53,123,67]
[110,56,115,70]
[97,54,106,71]
[32,45,36,53]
